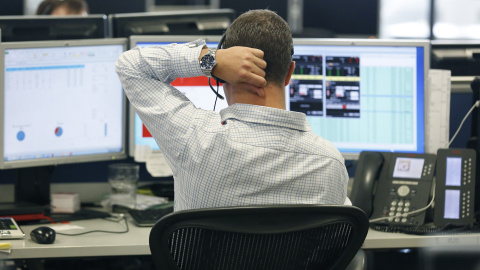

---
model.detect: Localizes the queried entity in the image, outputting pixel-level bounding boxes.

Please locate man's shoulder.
[297,132,344,162]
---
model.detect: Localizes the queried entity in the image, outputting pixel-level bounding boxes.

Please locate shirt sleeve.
[115,39,210,169]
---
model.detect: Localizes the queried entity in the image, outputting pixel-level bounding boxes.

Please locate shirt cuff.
[172,39,206,78]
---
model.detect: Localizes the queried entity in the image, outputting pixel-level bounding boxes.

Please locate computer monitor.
[0,15,108,42]
[431,40,480,77]
[128,35,227,158]
[289,39,430,160]
[302,1,378,38]
[0,38,128,169]
[109,9,235,38]
[129,36,430,160]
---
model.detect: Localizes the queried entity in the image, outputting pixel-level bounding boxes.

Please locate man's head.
[36,0,89,15]
[223,10,293,87]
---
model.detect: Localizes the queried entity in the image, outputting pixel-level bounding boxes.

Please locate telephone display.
[434,148,476,227]
[351,151,437,226]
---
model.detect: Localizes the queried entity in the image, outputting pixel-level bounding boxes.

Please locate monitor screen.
[128,35,227,157]
[289,39,429,159]
[0,38,128,169]
[0,15,108,42]
[109,9,235,38]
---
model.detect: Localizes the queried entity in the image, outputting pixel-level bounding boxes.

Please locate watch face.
[201,54,215,70]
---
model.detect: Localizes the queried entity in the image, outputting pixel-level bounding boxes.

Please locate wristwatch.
[199,49,217,78]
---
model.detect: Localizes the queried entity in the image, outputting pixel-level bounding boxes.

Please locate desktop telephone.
[350,149,477,227]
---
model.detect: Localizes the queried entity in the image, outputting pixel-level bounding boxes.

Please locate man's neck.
[229,84,286,110]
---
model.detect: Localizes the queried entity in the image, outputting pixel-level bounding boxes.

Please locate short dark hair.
[223,9,293,86]
[36,0,89,15]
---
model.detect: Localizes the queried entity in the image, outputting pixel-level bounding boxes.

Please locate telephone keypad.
[385,198,414,223]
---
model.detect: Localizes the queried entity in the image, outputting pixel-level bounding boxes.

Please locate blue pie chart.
[17,131,25,141]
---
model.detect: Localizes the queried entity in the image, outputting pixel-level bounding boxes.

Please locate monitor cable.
[54,214,129,236]
[448,100,480,148]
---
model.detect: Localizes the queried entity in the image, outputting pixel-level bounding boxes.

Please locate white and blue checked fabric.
[116,39,349,211]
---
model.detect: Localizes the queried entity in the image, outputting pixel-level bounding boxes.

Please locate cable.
[369,180,436,224]
[55,215,129,236]
[208,77,223,111]
[448,100,480,147]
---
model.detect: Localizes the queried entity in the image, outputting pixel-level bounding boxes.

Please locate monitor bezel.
[128,35,223,157]
[109,9,235,38]
[291,38,431,160]
[0,15,109,42]
[0,38,129,169]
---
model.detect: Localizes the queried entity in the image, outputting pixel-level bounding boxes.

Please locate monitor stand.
[15,166,54,205]
[0,166,54,221]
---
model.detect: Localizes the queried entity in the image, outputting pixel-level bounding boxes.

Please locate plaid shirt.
[116,39,349,211]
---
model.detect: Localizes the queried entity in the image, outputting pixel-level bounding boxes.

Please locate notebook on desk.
[0,217,25,239]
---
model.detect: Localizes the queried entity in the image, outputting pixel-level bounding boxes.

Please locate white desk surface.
[363,228,480,249]
[2,218,480,259]
[1,217,151,260]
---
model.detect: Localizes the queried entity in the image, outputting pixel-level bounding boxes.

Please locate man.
[116,9,349,211]
[36,0,89,15]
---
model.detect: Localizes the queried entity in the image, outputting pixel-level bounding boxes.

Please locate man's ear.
[284,61,295,86]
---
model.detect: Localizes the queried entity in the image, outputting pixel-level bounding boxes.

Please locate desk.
[2,219,480,260]
[1,218,151,260]
[363,229,480,249]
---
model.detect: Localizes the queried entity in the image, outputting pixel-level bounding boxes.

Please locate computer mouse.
[30,226,56,244]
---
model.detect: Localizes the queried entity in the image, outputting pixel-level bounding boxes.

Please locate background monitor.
[0,38,128,170]
[0,15,109,42]
[128,35,227,158]
[85,0,151,15]
[289,39,430,160]
[109,9,235,38]
[0,1,23,15]
[302,0,378,38]
[431,40,480,77]
[218,0,378,38]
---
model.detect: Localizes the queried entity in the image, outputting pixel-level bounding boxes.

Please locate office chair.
[149,204,369,270]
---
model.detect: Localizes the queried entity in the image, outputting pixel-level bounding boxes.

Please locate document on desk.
[134,145,173,177]
[0,242,11,254]
[426,69,451,154]
[146,152,173,177]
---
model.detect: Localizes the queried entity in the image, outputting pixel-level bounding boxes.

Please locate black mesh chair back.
[149,205,369,270]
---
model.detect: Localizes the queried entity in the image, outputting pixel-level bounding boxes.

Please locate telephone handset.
[434,148,476,227]
[351,151,437,226]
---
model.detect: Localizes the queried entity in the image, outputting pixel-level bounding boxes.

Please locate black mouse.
[30,226,56,244]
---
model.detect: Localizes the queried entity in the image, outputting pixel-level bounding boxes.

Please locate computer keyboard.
[128,206,174,227]
[0,217,25,239]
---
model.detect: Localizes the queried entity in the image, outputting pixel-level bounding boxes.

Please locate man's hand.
[201,47,267,88]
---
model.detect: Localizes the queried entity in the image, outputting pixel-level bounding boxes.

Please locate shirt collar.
[220,103,311,132]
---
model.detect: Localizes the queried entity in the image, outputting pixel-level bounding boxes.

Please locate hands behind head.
[213,47,267,90]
